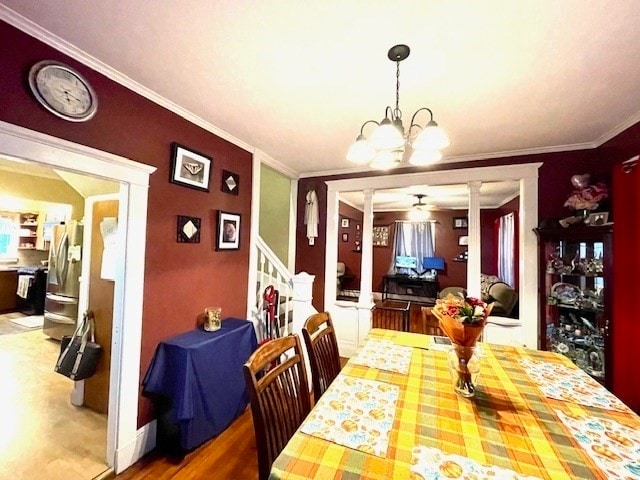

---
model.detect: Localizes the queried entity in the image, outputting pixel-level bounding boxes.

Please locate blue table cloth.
[142,318,258,450]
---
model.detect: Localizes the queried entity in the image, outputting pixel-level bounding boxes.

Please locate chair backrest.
[421,306,444,336]
[302,312,341,401]
[243,335,311,480]
[371,301,411,332]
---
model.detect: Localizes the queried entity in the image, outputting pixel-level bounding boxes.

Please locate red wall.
[0,22,253,426]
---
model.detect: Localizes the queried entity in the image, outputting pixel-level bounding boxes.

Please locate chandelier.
[346,44,450,170]
[407,194,431,221]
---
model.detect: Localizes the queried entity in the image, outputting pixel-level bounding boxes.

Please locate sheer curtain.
[387,221,435,275]
[497,212,515,286]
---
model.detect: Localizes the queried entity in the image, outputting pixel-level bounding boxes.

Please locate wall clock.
[28,60,98,122]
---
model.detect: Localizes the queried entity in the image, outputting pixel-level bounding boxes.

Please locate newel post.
[291,271,316,386]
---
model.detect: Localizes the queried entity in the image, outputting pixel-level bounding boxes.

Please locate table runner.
[270,329,640,479]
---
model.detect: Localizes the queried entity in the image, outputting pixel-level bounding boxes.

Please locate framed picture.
[221,170,239,195]
[341,218,350,228]
[342,233,349,242]
[170,142,212,192]
[176,215,201,243]
[216,211,241,251]
[586,211,609,226]
[458,235,469,246]
[453,217,468,229]
[372,225,390,247]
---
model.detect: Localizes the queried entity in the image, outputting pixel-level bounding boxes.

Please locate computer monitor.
[395,255,418,269]
[423,257,445,271]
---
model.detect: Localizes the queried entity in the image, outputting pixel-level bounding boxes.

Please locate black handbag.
[55,311,102,381]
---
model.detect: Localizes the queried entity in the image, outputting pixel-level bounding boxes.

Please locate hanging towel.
[17,274,34,299]
[304,189,319,245]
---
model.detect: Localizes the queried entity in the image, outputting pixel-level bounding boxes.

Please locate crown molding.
[0,5,255,155]
[592,109,640,147]
[299,142,595,178]
[254,149,298,179]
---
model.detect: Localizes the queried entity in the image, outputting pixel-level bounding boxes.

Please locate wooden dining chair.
[243,335,311,480]
[302,312,342,401]
[421,306,444,336]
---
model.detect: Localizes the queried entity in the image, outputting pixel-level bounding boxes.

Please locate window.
[0,213,18,259]
[389,221,435,275]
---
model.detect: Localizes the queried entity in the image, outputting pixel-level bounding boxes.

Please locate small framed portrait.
[176,215,201,243]
[586,211,609,226]
[458,235,469,246]
[170,142,212,192]
[453,217,468,229]
[342,233,349,242]
[216,211,241,251]
[221,170,239,195]
[341,218,350,228]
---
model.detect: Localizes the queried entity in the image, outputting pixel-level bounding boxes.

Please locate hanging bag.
[54,310,102,380]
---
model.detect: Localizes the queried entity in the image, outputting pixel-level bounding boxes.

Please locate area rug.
[9,315,44,328]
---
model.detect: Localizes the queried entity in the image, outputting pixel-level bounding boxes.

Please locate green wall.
[259,165,291,264]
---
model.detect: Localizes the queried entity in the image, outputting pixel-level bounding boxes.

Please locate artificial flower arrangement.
[432,293,494,397]
[432,293,493,347]
[563,180,608,211]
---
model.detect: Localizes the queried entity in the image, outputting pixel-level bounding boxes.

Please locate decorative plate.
[550,282,581,305]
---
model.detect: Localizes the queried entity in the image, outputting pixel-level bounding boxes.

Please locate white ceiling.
[2,1,640,180]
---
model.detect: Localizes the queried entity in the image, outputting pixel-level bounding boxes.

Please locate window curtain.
[497,212,515,287]
[387,221,435,275]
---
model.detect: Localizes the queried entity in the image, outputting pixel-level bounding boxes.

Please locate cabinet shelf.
[535,226,611,390]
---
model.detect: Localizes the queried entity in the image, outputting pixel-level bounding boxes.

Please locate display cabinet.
[534,225,612,388]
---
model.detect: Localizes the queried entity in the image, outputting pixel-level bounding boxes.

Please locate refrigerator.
[43,221,84,340]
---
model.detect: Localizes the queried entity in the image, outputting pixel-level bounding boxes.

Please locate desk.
[383,274,438,302]
[270,329,640,479]
[142,318,257,451]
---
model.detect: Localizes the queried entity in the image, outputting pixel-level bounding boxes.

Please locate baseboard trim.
[114,420,157,474]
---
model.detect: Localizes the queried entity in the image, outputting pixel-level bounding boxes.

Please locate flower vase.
[447,344,480,398]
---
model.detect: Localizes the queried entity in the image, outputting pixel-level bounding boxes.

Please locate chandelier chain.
[395,60,401,117]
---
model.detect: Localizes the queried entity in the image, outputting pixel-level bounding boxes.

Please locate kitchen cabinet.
[0,269,18,311]
[18,212,39,250]
[534,225,612,389]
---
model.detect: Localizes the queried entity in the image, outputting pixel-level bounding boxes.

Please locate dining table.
[269,328,640,479]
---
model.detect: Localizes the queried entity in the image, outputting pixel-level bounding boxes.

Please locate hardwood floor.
[0,312,108,480]
[115,407,259,479]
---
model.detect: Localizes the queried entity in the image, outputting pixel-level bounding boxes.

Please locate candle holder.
[204,307,222,332]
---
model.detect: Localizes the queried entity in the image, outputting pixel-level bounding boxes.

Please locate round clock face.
[28,60,98,122]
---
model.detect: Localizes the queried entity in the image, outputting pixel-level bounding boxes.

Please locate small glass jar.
[447,344,480,398]
[204,307,222,331]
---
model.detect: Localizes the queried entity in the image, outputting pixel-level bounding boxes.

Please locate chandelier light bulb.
[369,119,405,150]
[412,122,450,150]
[346,135,376,164]
[408,207,431,222]
[370,150,401,170]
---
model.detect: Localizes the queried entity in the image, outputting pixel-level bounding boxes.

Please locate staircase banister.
[256,236,293,284]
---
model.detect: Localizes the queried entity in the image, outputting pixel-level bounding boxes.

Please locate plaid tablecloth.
[269,329,640,480]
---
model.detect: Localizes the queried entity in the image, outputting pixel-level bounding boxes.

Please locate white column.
[520,176,539,349]
[467,181,482,298]
[291,271,316,384]
[357,189,375,346]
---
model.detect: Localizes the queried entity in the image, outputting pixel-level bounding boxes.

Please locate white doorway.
[0,121,155,473]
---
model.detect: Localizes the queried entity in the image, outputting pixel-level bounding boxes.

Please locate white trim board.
[0,120,155,474]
